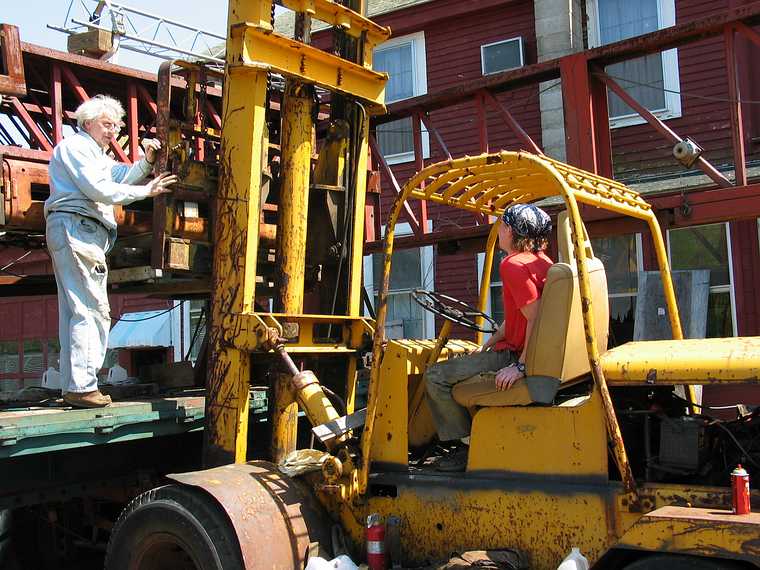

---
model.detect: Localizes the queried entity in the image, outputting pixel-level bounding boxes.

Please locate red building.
[2,1,760,407]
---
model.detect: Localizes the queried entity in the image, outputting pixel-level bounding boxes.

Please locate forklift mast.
[203,0,388,467]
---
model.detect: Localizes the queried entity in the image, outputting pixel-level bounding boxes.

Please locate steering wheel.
[411,289,498,333]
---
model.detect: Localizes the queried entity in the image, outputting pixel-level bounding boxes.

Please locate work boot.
[63,390,112,408]
[435,443,469,472]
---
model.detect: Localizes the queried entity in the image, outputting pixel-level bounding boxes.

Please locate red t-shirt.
[494,251,553,352]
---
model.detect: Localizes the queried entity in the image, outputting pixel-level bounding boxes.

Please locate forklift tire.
[104,484,244,570]
[624,554,747,569]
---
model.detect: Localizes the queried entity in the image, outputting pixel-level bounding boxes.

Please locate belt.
[49,210,110,231]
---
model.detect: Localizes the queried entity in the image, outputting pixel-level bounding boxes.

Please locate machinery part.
[672,138,703,168]
[411,288,498,333]
[274,345,343,448]
[623,554,746,569]
[168,462,330,569]
[104,484,244,570]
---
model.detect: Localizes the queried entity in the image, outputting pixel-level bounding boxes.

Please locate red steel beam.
[419,112,451,160]
[127,82,140,162]
[412,113,428,234]
[205,100,222,130]
[50,64,63,145]
[596,71,732,188]
[368,134,423,237]
[482,90,542,154]
[60,64,131,163]
[561,54,598,174]
[7,96,53,151]
[136,83,158,118]
[734,20,760,47]
[725,25,747,186]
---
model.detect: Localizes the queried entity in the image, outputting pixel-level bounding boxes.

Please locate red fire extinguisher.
[731,464,751,515]
[366,514,387,570]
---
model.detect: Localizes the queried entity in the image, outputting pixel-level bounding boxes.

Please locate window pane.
[598,0,666,117]
[591,234,638,294]
[385,292,426,339]
[606,56,666,116]
[706,291,733,338]
[47,338,60,370]
[669,224,730,287]
[482,40,522,74]
[609,296,636,347]
[374,43,414,103]
[373,248,422,291]
[189,300,207,363]
[23,340,44,375]
[376,118,413,157]
[0,341,19,374]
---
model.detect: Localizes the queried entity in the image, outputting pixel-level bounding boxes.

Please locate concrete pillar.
[534,0,585,161]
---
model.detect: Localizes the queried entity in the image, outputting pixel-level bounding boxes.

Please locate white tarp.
[108,310,174,349]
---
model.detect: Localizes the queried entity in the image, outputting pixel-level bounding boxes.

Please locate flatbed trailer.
[0,394,207,567]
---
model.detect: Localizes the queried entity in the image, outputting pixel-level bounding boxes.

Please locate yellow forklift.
[103,1,760,568]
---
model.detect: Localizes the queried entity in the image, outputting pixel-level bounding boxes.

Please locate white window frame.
[586,0,681,129]
[363,221,435,339]
[374,31,430,165]
[476,251,502,340]
[666,222,738,337]
[480,37,524,76]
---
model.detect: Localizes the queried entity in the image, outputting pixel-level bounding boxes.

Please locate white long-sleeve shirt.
[45,131,154,230]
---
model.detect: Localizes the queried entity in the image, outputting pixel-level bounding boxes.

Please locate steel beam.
[7,97,53,151]
[127,82,140,162]
[228,24,387,111]
[596,71,732,188]
[725,25,747,186]
[281,0,390,47]
[50,64,63,144]
[419,113,452,160]
[482,90,543,155]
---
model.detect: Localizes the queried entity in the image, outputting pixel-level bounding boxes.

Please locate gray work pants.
[424,350,516,441]
[46,212,115,394]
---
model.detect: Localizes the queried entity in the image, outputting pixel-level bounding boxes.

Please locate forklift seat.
[452,213,609,408]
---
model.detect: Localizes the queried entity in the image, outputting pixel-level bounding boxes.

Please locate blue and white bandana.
[502,204,552,239]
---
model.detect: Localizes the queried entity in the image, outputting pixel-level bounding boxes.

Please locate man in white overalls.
[45,95,177,408]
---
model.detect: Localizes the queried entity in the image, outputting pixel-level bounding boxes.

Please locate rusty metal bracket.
[0,25,26,97]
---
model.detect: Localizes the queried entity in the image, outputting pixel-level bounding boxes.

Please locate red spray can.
[731,464,751,515]
[366,514,387,570]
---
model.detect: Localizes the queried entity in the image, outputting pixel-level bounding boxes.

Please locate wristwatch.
[515,362,526,375]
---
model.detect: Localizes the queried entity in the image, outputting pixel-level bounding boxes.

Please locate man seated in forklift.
[424,204,553,471]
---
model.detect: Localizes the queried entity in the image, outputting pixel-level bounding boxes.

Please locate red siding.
[731,219,760,336]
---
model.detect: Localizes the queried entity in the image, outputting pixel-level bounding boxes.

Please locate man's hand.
[142,138,162,165]
[147,172,178,197]
[494,364,524,391]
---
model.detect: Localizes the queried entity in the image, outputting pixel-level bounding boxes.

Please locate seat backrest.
[523,212,609,382]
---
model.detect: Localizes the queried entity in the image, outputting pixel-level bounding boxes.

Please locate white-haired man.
[45,94,178,408]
